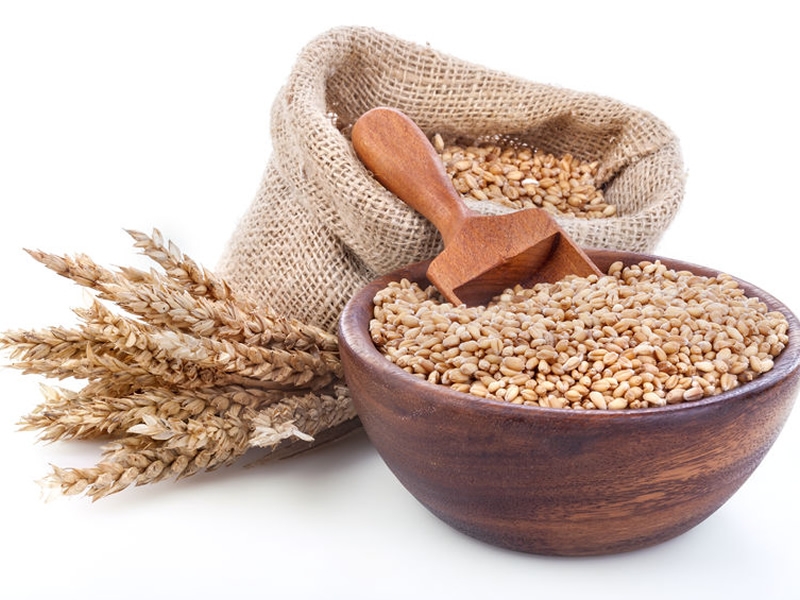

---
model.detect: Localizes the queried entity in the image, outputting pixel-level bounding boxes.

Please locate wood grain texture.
[338,249,800,555]
[350,107,602,307]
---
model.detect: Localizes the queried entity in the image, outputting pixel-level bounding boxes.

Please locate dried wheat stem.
[127,401,253,454]
[249,383,356,448]
[0,322,173,390]
[42,439,192,500]
[6,231,358,500]
[27,246,338,353]
[2,301,337,392]
[79,376,161,400]
[0,325,96,362]
[129,227,340,352]
[26,248,210,334]
[22,383,280,445]
[78,299,339,390]
[129,409,247,451]
[43,400,255,501]
[2,320,216,392]
[116,260,337,352]
[126,228,232,302]
[19,385,154,441]
[7,348,155,385]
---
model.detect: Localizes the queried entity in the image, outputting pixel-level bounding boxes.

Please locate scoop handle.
[351,107,470,245]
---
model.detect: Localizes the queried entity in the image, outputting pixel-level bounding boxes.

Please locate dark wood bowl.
[337,249,800,556]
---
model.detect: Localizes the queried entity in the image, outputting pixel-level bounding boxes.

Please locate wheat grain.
[434,137,614,218]
[371,261,790,409]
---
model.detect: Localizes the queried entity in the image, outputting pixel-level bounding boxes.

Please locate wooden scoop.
[351,106,602,306]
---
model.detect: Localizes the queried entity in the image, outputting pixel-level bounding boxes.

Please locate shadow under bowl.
[337,249,800,556]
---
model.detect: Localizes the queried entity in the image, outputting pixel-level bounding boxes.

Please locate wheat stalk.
[19,384,276,443]
[3,286,339,392]
[1,229,359,500]
[126,228,233,302]
[36,384,353,500]
[28,230,339,353]
[250,383,356,447]
[75,298,339,390]
[126,229,339,352]
[42,437,211,500]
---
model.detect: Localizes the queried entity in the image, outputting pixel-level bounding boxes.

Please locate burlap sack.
[217,26,685,333]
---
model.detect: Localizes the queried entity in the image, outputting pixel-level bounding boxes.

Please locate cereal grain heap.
[371,261,789,410]
[434,134,615,219]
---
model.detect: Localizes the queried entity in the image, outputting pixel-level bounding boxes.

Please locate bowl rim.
[338,249,800,421]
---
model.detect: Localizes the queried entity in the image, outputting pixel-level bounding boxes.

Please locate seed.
[470,188,489,201]
[610,379,629,397]
[565,388,584,403]
[591,377,615,393]
[666,388,686,404]
[602,204,617,217]
[588,391,607,410]
[683,387,705,402]
[562,354,583,372]
[694,360,715,373]
[608,397,629,410]
[642,391,666,407]
[487,380,503,394]
[602,351,620,366]
[537,347,559,362]
[720,373,738,392]
[502,356,526,372]
[459,362,479,377]
[469,382,488,397]
[399,314,419,328]
[466,324,482,339]
[462,173,480,191]
[442,334,461,348]
[459,340,480,353]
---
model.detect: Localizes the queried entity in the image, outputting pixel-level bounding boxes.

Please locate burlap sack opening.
[217,26,685,333]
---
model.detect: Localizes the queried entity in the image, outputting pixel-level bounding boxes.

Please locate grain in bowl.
[370,260,790,410]
[340,250,800,555]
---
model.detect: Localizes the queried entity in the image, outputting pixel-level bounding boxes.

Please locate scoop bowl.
[337,248,800,556]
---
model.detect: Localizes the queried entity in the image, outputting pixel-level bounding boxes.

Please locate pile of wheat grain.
[433,134,616,219]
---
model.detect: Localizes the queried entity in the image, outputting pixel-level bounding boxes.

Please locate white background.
[1,2,798,598]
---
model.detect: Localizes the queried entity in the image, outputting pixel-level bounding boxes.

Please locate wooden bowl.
[337,249,800,556]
